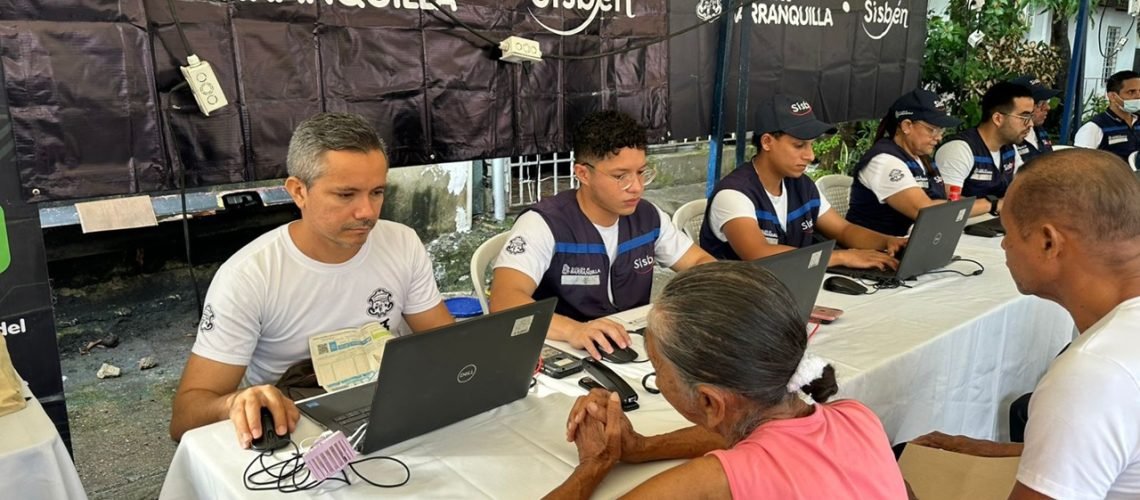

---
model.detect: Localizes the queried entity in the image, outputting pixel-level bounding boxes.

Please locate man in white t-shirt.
[170,113,454,448]
[490,111,714,360]
[912,148,1140,499]
[933,81,1032,203]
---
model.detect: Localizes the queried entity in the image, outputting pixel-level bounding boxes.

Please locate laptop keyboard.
[333,406,370,430]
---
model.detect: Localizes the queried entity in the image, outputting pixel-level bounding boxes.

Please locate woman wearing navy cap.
[846,89,993,237]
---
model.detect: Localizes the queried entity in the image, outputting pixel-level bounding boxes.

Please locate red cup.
[948,185,962,201]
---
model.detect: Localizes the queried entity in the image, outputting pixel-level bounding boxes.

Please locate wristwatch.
[985,195,1000,216]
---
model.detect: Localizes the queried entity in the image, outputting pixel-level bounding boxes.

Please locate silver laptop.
[750,240,835,322]
[830,197,975,282]
[298,299,556,453]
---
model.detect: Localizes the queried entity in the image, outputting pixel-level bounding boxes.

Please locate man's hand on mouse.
[835,249,899,270]
[567,318,631,361]
[226,384,300,449]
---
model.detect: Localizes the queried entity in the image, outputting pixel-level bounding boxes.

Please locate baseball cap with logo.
[889,89,961,129]
[1009,75,1061,103]
[755,94,837,140]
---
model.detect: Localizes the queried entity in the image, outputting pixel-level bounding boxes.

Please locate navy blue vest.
[1090,110,1140,163]
[1016,128,1053,164]
[699,161,821,260]
[847,139,946,237]
[526,191,660,322]
[945,128,1016,198]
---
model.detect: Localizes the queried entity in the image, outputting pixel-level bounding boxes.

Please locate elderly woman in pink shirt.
[546,261,908,499]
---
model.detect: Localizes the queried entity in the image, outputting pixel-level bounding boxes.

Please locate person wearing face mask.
[933,81,1033,212]
[699,94,906,270]
[1009,75,1060,163]
[845,89,993,237]
[1074,70,1140,164]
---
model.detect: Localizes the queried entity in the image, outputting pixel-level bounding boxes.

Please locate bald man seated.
[911,149,1140,499]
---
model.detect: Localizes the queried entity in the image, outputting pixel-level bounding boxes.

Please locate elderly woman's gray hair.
[286,112,387,186]
[649,261,837,407]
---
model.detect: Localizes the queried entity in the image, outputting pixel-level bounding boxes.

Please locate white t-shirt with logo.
[1018,296,1140,499]
[706,187,833,243]
[857,154,922,203]
[493,205,692,304]
[191,220,443,387]
[934,139,1024,188]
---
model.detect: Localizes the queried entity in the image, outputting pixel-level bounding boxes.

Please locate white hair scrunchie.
[786,353,829,394]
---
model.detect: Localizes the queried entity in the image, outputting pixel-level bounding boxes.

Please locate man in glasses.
[489,110,714,360]
[934,81,1034,212]
[1075,70,1140,165]
[1009,75,1060,163]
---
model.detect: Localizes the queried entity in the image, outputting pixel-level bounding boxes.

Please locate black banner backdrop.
[0,65,71,450]
[668,0,928,140]
[1,0,924,202]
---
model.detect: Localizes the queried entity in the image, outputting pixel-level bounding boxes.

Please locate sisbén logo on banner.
[695,0,911,36]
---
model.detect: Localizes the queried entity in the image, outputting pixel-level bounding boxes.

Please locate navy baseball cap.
[1009,75,1061,102]
[756,95,837,140]
[889,89,961,128]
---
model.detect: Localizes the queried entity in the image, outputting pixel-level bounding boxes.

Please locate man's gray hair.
[286,113,387,185]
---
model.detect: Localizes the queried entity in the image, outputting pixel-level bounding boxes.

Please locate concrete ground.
[53,182,708,499]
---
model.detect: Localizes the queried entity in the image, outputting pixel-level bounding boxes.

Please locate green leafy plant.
[923,0,1063,127]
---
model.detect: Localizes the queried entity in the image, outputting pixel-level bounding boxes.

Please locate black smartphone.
[541,345,583,379]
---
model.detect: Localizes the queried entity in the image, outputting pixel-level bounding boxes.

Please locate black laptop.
[965,216,1005,237]
[830,197,975,282]
[750,240,835,322]
[298,298,556,453]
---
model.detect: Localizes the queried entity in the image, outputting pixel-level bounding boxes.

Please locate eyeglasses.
[916,122,945,137]
[579,162,658,191]
[1000,112,1034,126]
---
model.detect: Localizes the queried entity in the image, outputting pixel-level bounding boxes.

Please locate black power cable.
[164,0,196,64]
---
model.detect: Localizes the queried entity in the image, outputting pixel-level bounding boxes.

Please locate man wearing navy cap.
[699,95,905,269]
[1009,75,1060,163]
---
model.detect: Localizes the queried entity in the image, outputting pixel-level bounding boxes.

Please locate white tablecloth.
[160,234,1074,499]
[0,382,88,500]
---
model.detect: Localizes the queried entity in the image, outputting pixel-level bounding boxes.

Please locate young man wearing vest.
[934,82,1032,209]
[489,111,715,360]
[1009,75,1059,163]
[1075,70,1140,165]
[846,89,993,237]
[699,94,905,269]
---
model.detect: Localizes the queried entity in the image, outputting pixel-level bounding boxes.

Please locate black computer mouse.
[823,276,869,296]
[250,407,290,452]
[593,341,639,364]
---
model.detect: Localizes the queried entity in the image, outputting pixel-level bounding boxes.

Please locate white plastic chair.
[1129,151,1138,171]
[469,232,510,313]
[814,174,853,219]
[1051,144,1073,151]
[671,199,708,243]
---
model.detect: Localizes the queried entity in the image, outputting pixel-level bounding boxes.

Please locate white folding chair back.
[671,199,708,243]
[469,232,511,313]
[814,174,854,219]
